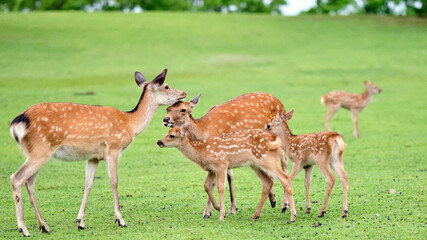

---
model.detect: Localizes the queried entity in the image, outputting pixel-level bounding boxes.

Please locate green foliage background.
[0,12,426,239]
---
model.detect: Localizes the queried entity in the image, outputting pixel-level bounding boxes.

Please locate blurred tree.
[306,0,354,14]
[0,0,286,13]
[306,0,425,16]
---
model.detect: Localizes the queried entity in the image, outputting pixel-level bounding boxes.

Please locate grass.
[0,12,426,239]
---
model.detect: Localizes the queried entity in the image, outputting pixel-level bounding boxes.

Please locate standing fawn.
[163,92,287,217]
[9,69,186,236]
[157,127,297,222]
[321,81,382,138]
[267,109,349,218]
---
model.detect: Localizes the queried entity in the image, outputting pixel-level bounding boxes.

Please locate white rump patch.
[10,122,27,145]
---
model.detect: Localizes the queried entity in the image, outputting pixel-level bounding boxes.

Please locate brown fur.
[9,69,186,236]
[267,109,349,218]
[158,128,297,222]
[163,92,286,217]
[321,81,381,138]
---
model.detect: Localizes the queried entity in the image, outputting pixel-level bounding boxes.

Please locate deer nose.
[163,117,170,123]
[157,140,165,147]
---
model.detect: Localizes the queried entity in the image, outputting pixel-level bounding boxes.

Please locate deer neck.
[126,84,160,135]
[281,124,296,153]
[177,136,204,166]
[361,87,373,106]
[186,115,205,140]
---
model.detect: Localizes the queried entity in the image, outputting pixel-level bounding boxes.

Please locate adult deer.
[157,126,297,222]
[267,109,348,218]
[9,69,186,236]
[321,81,381,138]
[162,93,287,217]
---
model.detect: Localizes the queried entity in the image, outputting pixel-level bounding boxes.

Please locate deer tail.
[335,135,346,152]
[320,96,325,104]
[267,136,281,150]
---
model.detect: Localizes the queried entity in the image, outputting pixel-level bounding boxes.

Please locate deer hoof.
[341,210,348,218]
[318,211,326,217]
[40,225,50,234]
[286,220,295,224]
[203,214,211,219]
[19,228,30,237]
[270,200,276,208]
[115,219,127,227]
[305,208,311,214]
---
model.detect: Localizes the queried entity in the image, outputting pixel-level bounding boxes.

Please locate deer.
[266,109,349,218]
[321,81,382,138]
[9,69,186,237]
[157,126,297,222]
[162,92,288,217]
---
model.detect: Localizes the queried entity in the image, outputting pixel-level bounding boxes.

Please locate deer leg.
[276,171,297,223]
[216,169,227,220]
[351,109,360,138]
[317,161,335,217]
[330,152,349,218]
[304,166,314,213]
[278,149,288,210]
[106,151,126,227]
[258,157,296,223]
[203,171,218,218]
[251,168,274,221]
[325,105,339,131]
[226,169,237,215]
[11,154,51,237]
[282,160,301,213]
[76,159,99,229]
[25,171,50,234]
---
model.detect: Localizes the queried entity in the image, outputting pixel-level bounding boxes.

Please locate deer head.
[157,124,191,148]
[266,109,294,136]
[163,94,201,127]
[364,81,382,94]
[139,69,187,106]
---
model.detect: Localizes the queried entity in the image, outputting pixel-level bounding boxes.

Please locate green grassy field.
[0,12,426,239]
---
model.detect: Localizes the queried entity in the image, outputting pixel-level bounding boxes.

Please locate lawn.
[0,12,426,239]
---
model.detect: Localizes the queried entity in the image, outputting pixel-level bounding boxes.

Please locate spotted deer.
[162,92,287,217]
[157,126,297,222]
[321,81,382,138]
[9,69,186,237]
[266,109,348,218]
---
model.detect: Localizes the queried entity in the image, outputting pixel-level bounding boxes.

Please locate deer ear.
[135,72,146,89]
[364,80,368,85]
[180,123,190,136]
[151,69,167,87]
[190,94,201,107]
[276,110,285,121]
[284,109,294,121]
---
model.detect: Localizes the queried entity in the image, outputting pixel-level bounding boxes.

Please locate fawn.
[157,126,296,222]
[321,81,382,138]
[9,69,186,236]
[163,93,287,217]
[267,109,348,218]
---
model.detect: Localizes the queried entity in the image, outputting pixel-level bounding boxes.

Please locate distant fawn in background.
[321,81,381,138]
[157,127,297,222]
[9,69,186,236]
[163,93,286,217]
[267,109,348,218]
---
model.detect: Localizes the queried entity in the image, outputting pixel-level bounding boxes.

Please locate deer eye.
[180,109,186,113]
[267,124,271,129]
[169,135,175,139]
[165,85,169,90]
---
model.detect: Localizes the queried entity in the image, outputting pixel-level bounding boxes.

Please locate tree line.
[0,0,425,16]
